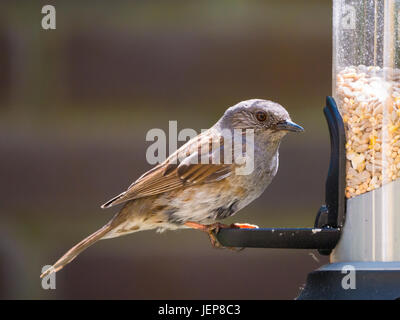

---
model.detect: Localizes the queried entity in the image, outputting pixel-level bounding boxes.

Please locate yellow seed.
[389,125,399,134]
[369,136,377,149]
[357,161,366,172]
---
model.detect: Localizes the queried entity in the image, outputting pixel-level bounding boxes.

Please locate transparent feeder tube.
[332,0,400,262]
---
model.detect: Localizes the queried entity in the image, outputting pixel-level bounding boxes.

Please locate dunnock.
[41,99,303,278]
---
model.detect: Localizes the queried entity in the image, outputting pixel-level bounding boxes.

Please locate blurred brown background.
[0,0,333,299]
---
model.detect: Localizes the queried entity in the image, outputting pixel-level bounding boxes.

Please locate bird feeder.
[216,0,400,299]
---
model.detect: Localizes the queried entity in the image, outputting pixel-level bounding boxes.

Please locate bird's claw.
[185,221,257,251]
[231,223,259,229]
[206,223,246,252]
[205,222,228,248]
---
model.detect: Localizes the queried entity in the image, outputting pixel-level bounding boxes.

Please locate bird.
[40,99,303,278]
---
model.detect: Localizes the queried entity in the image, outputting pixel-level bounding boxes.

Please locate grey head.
[217,99,304,139]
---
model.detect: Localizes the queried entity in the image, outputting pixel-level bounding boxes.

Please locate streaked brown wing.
[101,130,233,208]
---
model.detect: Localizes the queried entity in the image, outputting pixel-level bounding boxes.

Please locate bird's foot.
[231,223,259,229]
[205,222,231,249]
[184,221,258,251]
[214,223,258,251]
[184,221,230,248]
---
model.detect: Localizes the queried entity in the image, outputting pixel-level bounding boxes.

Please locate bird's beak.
[275,120,304,132]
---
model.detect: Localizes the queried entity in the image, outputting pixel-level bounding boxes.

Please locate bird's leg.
[184,221,229,248]
[184,221,257,250]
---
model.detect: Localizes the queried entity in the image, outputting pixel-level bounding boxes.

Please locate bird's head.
[218,99,304,138]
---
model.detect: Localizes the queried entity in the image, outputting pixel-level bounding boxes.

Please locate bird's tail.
[40,223,114,279]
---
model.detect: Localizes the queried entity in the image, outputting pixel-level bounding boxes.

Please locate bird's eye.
[256,111,267,122]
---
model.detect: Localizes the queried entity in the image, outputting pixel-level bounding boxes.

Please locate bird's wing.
[101,130,234,208]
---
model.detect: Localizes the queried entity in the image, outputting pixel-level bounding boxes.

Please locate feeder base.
[297,262,400,300]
